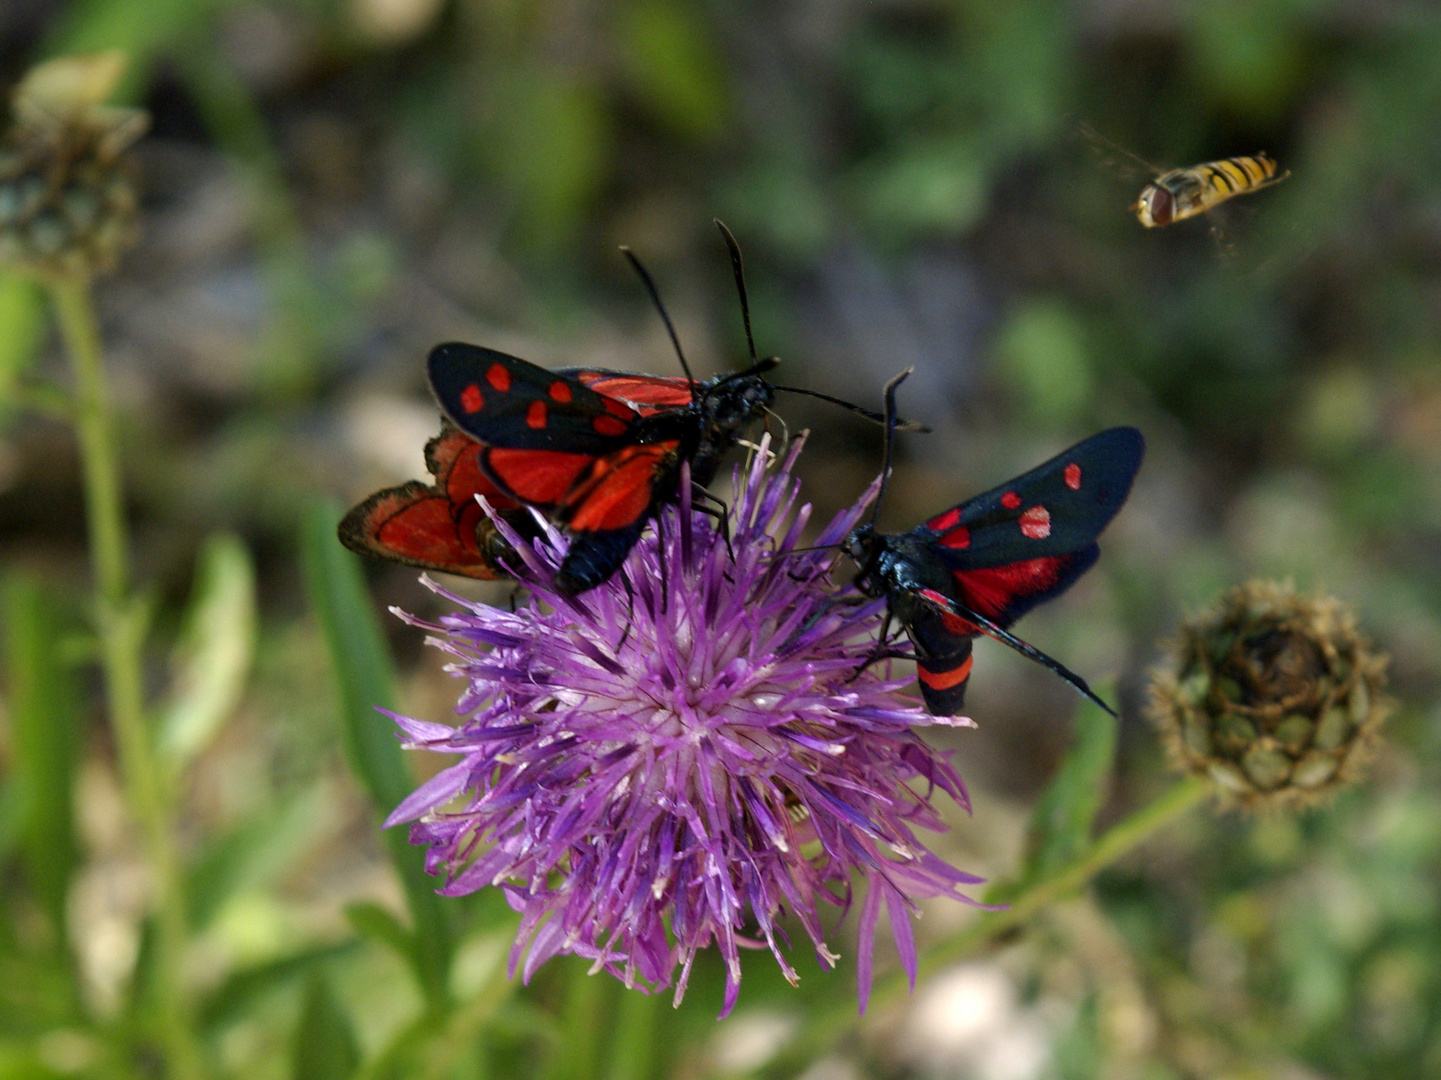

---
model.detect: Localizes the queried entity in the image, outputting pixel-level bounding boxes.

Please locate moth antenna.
[946,598,1118,718]
[620,245,696,391]
[714,219,759,366]
[777,543,843,558]
[870,366,913,527]
[771,385,932,433]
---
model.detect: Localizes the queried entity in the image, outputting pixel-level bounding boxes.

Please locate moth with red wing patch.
[427,223,926,594]
[428,342,773,593]
[843,372,1144,716]
[337,420,542,580]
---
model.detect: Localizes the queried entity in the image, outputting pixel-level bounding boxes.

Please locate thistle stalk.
[52,277,204,1080]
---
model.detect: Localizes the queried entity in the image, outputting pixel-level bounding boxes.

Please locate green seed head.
[1148,581,1389,811]
[0,53,147,280]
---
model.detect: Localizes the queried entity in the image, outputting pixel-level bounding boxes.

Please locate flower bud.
[0,53,148,280]
[1148,581,1389,810]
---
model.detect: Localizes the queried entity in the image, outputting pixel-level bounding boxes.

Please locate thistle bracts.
[1148,580,1389,810]
[0,53,147,280]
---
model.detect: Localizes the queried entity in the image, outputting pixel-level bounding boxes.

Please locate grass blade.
[158,533,257,770]
[990,693,1119,904]
[299,503,451,1002]
[2,573,81,945]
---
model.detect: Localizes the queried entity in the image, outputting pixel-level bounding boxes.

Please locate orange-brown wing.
[481,442,679,533]
[338,426,531,579]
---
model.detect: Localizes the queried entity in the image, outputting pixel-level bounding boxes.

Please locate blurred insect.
[1078,123,1289,229]
[1133,153,1287,228]
[428,222,921,594]
[338,419,541,579]
[843,371,1144,716]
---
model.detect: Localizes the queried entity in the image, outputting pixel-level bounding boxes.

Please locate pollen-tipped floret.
[385,438,983,1015]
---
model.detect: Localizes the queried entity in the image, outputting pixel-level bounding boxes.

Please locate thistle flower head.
[385,437,983,1015]
[1148,580,1390,810]
[0,53,147,280]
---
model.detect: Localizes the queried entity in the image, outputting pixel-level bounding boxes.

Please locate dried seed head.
[1148,580,1389,811]
[0,53,148,280]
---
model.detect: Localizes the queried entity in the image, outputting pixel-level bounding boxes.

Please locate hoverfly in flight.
[1078,123,1289,228]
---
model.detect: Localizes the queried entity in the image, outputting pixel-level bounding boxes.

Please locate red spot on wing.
[603,396,634,419]
[1064,463,1082,490]
[953,556,1069,619]
[460,384,484,413]
[917,654,973,691]
[548,380,573,403]
[927,507,961,532]
[486,363,511,392]
[526,400,548,429]
[1000,491,1022,510]
[940,526,971,549]
[593,414,628,437]
[566,444,675,532]
[1019,505,1051,539]
[485,448,593,506]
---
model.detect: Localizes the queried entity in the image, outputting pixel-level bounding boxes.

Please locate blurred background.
[1,1,1440,1077]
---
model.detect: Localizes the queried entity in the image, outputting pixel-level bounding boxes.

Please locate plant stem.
[766,775,1212,1077]
[52,278,205,1080]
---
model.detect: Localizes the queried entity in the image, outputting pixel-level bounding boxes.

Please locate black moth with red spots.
[845,423,1144,716]
[428,342,777,593]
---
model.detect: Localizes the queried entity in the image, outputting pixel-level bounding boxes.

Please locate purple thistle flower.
[384,436,984,1016]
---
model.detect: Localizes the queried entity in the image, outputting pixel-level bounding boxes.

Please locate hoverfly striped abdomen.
[1134,152,1285,227]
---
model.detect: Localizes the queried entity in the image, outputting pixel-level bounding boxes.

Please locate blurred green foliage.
[0,0,1437,1078]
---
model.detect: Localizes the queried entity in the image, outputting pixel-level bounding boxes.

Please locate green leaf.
[2,573,81,941]
[604,986,661,1080]
[291,975,360,1080]
[187,782,336,932]
[158,533,257,770]
[48,0,235,89]
[299,503,451,1002]
[494,74,611,252]
[344,902,417,970]
[0,1040,70,1080]
[990,694,1118,904]
[614,0,730,142]
[0,275,46,417]
[198,941,361,1030]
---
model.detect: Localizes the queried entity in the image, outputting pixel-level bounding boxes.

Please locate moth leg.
[847,608,904,683]
[690,484,736,562]
[654,511,669,611]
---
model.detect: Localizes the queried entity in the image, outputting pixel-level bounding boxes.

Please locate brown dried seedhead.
[0,53,148,280]
[1148,580,1390,811]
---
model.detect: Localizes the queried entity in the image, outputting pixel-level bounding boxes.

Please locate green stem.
[51,278,205,1080]
[766,775,1212,1077]
[357,961,520,1080]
